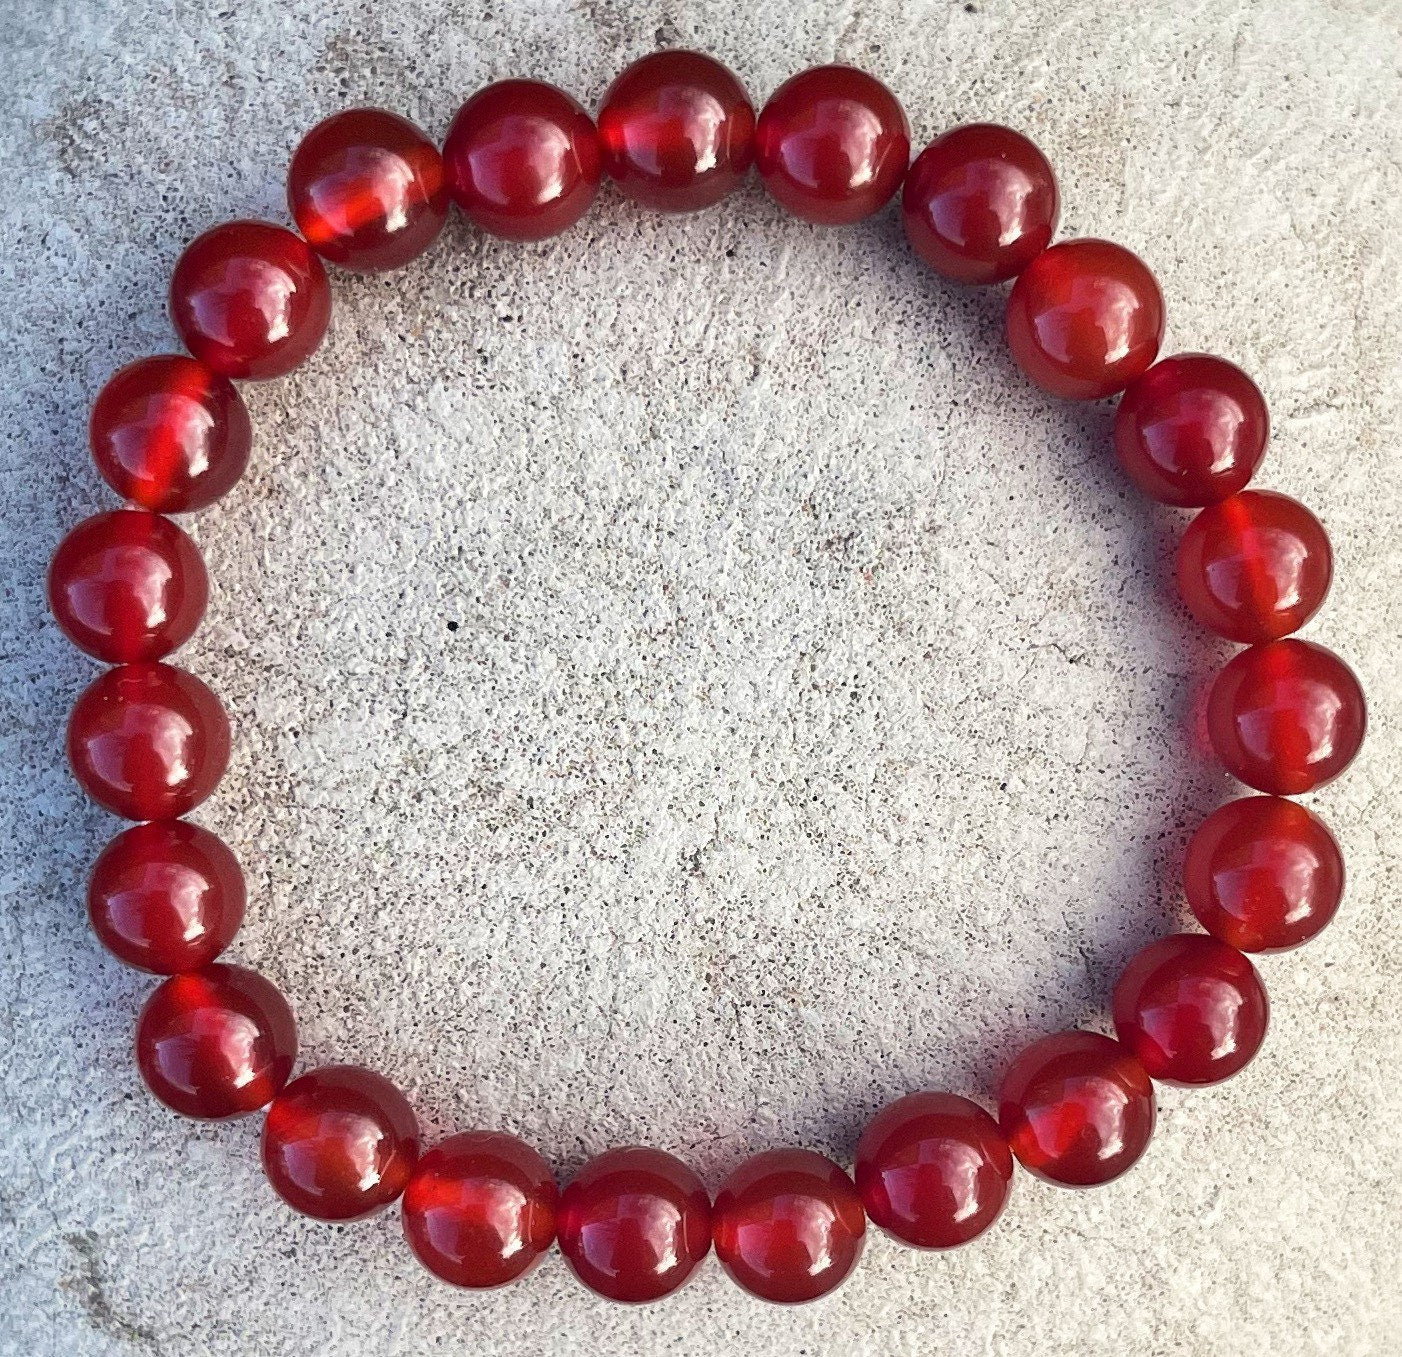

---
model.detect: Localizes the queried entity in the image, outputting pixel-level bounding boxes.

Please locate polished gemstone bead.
[288,108,448,271]
[1114,354,1269,506]
[136,963,296,1118]
[1176,490,1332,643]
[444,80,601,242]
[170,220,332,380]
[902,124,1058,285]
[67,662,230,820]
[998,1030,1155,1187]
[712,1148,865,1304]
[48,510,207,664]
[754,65,910,225]
[854,1091,1013,1249]
[262,1065,420,1221]
[402,1131,558,1288]
[1184,796,1344,952]
[556,1146,710,1303]
[1113,934,1269,1086]
[88,820,245,974]
[1206,639,1366,795]
[1005,239,1164,400]
[597,50,755,212]
[90,355,252,513]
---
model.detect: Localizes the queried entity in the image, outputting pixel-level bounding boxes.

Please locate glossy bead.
[88,820,245,974]
[136,963,296,1119]
[170,220,332,380]
[1006,239,1165,400]
[444,80,601,242]
[1115,354,1269,506]
[1207,639,1366,795]
[1177,491,1332,644]
[597,50,755,212]
[262,1065,420,1221]
[556,1146,711,1303]
[90,355,252,512]
[1185,796,1344,952]
[1113,934,1269,1086]
[754,65,910,225]
[48,511,207,663]
[67,662,230,820]
[902,124,1059,285]
[998,1031,1156,1187]
[288,108,448,271]
[712,1148,865,1304]
[854,1092,1013,1249]
[402,1131,557,1289]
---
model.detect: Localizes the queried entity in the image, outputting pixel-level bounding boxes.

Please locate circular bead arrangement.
[50,50,1366,1305]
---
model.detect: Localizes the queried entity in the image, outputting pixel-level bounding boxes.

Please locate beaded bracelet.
[48,51,1366,1305]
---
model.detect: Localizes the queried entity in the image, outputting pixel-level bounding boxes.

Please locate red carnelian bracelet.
[49,51,1367,1306]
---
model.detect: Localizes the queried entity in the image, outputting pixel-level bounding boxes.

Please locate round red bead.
[1184,796,1344,953]
[1176,490,1332,643]
[288,108,448,271]
[261,1065,420,1221]
[1113,934,1269,1086]
[402,1131,557,1289]
[754,64,910,226]
[67,662,230,821]
[998,1031,1156,1187]
[1115,354,1269,506]
[1207,639,1366,795]
[556,1146,710,1303]
[1006,239,1165,400]
[90,355,252,513]
[170,220,332,380]
[136,963,296,1119]
[48,510,207,664]
[88,820,245,974]
[712,1148,865,1304]
[902,123,1059,285]
[854,1091,1013,1249]
[597,50,755,212]
[444,80,601,242]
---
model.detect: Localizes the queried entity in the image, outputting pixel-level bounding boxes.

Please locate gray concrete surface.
[2,0,1400,1353]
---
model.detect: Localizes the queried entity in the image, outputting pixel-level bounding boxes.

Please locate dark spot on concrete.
[579,0,643,51]
[62,1230,160,1350]
[316,31,414,101]
[37,96,112,178]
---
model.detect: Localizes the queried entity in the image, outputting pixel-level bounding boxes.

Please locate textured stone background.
[2,0,1400,1353]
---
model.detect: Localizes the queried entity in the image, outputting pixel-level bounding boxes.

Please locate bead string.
[49,51,1366,1305]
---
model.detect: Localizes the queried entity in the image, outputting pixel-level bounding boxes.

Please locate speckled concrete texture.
[2,0,1400,1353]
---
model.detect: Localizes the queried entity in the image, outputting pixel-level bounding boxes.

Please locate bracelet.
[48,50,1366,1306]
